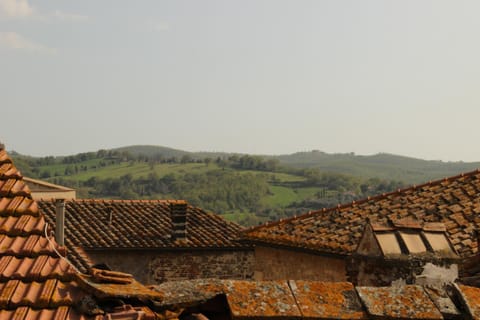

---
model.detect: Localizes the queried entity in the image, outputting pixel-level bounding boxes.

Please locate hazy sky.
[1,1,480,161]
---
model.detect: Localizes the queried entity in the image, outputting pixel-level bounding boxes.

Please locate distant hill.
[112,145,191,158]
[273,151,480,184]
[112,146,480,184]
[112,145,236,161]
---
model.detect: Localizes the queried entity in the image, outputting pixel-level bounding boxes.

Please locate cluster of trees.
[54,170,270,214]
[216,155,280,172]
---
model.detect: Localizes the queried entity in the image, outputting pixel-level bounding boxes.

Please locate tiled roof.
[38,199,250,272]
[153,279,480,319]
[245,170,480,257]
[0,147,161,319]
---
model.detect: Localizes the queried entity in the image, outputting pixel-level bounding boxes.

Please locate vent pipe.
[55,199,65,246]
[106,206,113,225]
[170,200,188,241]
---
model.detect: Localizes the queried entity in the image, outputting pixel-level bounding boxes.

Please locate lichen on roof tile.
[223,280,301,318]
[290,281,367,319]
[356,285,443,319]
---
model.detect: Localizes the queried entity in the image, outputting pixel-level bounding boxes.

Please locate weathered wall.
[253,246,347,281]
[86,249,254,284]
[348,256,460,286]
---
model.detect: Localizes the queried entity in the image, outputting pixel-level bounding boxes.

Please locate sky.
[1,1,480,161]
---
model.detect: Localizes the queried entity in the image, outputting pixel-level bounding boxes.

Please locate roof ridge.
[245,168,480,233]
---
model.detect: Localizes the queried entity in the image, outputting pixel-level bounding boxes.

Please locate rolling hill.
[112,146,480,184]
[9,145,480,226]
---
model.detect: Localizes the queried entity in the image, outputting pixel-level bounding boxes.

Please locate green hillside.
[112,145,236,161]
[9,145,480,226]
[112,145,191,159]
[110,146,480,183]
[274,151,480,183]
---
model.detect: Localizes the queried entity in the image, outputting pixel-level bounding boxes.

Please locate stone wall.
[86,249,254,285]
[253,245,347,281]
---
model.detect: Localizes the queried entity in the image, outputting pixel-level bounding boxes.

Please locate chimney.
[170,200,188,241]
[55,199,65,246]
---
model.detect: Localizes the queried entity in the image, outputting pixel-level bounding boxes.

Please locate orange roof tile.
[153,279,226,308]
[455,284,480,319]
[290,281,366,319]
[245,170,480,257]
[225,280,302,318]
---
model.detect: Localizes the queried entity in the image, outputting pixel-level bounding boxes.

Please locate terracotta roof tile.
[0,163,22,179]
[422,285,460,318]
[0,197,38,217]
[224,280,301,318]
[289,281,366,319]
[153,279,226,308]
[455,284,480,319]
[76,271,162,301]
[0,216,45,236]
[245,169,480,257]
[0,179,30,198]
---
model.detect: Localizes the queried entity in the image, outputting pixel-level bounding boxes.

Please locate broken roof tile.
[75,272,162,301]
